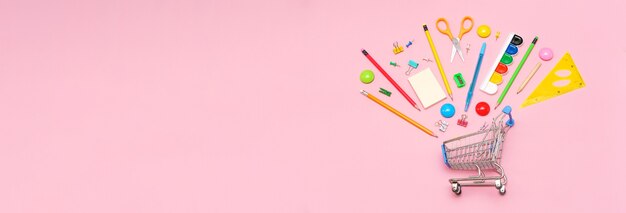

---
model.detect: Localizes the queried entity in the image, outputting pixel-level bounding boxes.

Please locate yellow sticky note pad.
[408,67,447,109]
[521,52,585,108]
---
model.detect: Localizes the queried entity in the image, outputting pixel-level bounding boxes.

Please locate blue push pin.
[406,40,414,48]
[440,103,456,118]
[502,106,514,127]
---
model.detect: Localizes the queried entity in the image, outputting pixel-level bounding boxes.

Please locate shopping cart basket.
[441,106,515,195]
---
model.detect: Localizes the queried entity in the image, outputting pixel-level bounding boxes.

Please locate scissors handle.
[435,18,454,40]
[458,16,474,39]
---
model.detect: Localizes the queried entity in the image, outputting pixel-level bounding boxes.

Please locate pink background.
[1,0,624,212]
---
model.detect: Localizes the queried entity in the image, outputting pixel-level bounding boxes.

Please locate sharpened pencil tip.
[494,103,500,110]
[433,135,438,138]
[414,104,421,111]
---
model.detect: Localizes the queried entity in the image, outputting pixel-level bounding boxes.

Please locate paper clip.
[379,88,392,97]
[457,114,468,127]
[422,58,433,63]
[390,61,400,67]
[406,40,414,48]
[405,60,419,76]
[393,42,404,54]
[435,120,449,132]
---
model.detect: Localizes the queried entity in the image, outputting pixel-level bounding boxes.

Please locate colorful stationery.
[423,25,453,100]
[361,49,420,111]
[521,52,585,107]
[408,67,447,109]
[495,36,538,109]
[465,42,487,112]
[360,90,437,138]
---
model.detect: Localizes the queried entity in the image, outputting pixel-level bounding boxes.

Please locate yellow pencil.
[423,24,453,100]
[360,90,437,138]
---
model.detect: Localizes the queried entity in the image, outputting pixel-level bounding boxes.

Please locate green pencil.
[495,36,538,109]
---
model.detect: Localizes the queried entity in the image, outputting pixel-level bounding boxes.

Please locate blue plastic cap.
[502,106,512,114]
[480,42,486,55]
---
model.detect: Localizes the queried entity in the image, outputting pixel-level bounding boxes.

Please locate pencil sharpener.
[454,73,466,88]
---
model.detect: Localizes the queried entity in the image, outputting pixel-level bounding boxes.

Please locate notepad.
[408,67,447,109]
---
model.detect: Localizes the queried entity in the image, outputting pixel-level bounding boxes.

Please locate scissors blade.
[450,43,456,62]
[452,38,464,62]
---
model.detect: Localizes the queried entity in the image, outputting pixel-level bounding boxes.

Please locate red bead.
[476,102,490,116]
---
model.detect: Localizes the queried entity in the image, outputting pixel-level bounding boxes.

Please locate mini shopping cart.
[441,106,515,195]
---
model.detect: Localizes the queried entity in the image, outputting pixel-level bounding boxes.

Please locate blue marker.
[465,42,486,112]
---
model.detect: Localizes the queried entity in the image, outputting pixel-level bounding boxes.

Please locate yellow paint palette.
[521,52,585,108]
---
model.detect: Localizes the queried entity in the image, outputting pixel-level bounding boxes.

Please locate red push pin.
[457,114,468,127]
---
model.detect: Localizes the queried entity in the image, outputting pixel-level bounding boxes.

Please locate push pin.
[422,58,433,63]
[393,42,404,54]
[457,114,468,127]
[405,40,414,48]
[389,61,400,67]
[379,88,392,97]
[495,32,501,41]
[466,43,470,55]
[405,60,419,76]
[435,120,449,132]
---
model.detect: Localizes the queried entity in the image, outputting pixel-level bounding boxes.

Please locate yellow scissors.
[436,16,474,62]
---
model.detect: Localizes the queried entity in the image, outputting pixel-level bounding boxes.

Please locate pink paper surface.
[0,0,624,212]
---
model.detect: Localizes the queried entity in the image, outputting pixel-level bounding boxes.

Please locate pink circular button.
[539,48,553,61]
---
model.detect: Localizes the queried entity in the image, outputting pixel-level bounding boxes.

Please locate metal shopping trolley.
[441,106,515,195]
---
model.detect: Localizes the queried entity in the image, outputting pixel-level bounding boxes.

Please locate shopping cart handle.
[503,106,514,127]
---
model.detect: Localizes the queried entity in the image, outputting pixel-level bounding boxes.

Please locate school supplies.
[517,62,542,94]
[521,52,585,107]
[379,88,392,96]
[457,114,468,127]
[477,25,491,38]
[406,40,414,48]
[362,49,421,111]
[405,60,419,75]
[423,25,454,100]
[360,70,375,84]
[408,67,447,109]
[476,101,490,116]
[393,42,404,54]
[453,73,466,88]
[390,61,400,67]
[539,48,553,61]
[360,90,437,137]
[440,103,455,118]
[436,120,449,132]
[442,105,515,195]
[479,33,524,95]
[495,36,538,109]
[465,42,487,112]
[435,16,474,62]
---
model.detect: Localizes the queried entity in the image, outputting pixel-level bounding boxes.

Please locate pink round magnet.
[539,48,553,61]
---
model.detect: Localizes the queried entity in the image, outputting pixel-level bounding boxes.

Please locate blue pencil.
[465,42,486,112]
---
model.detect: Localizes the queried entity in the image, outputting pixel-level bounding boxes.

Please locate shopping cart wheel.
[495,179,503,189]
[451,183,462,195]
[498,185,506,195]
